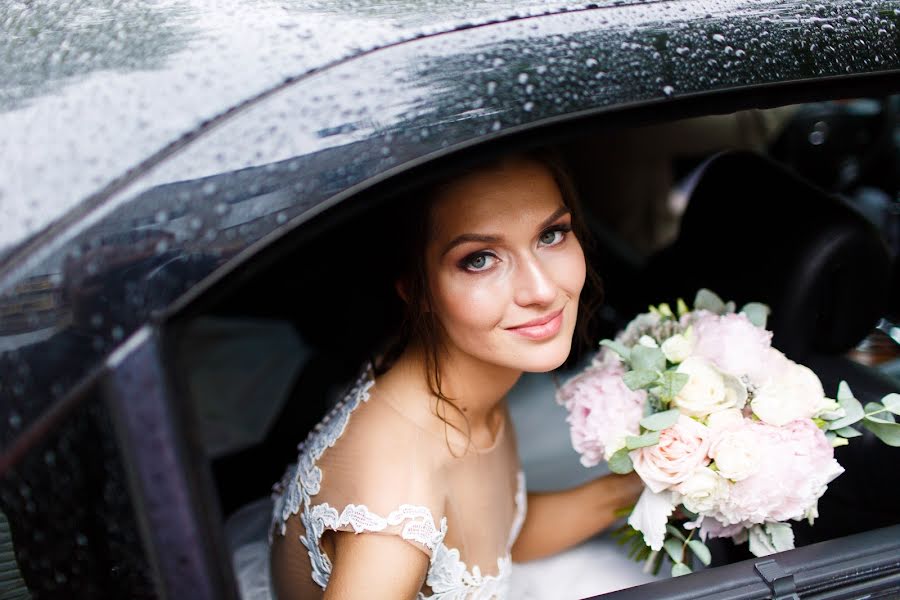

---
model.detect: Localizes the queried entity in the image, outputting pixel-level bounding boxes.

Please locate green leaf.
[861,419,900,447]
[640,409,680,431]
[865,402,897,423]
[608,448,635,474]
[882,394,900,415]
[828,393,864,430]
[694,289,725,314]
[623,369,658,390]
[666,525,686,542]
[663,538,684,564]
[631,346,666,372]
[740,302,770,328]
[600,339,630,362]
[671,563,692,577]
[834,426,862,438]
[626,431,661,450]
[837,381,854,402]
[657,371,690,401]
[688,540,712,566]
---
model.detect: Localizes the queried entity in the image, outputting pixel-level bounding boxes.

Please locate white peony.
[675,467,728,514]
[673,357,739,417]
[709,427,761,481]
[661,333,692,364]
[751,356,827,426]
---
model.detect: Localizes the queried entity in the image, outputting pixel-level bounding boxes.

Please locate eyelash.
[458,224,572,273]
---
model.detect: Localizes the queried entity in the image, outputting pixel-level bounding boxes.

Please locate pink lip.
[506,308,565,340]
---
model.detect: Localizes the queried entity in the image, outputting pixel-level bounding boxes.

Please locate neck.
[394,341,522,432]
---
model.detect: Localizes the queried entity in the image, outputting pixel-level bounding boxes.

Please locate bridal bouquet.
[557,290,900,576]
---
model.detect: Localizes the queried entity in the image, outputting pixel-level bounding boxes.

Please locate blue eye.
[461,252,497,272]
[539,227,569,246]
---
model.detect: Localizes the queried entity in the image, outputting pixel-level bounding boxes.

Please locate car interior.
[155,94,900,598]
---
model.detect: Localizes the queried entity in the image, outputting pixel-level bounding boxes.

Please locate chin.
[515,337,574,373]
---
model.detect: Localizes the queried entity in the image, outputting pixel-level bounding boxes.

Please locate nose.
[514,253,558,308]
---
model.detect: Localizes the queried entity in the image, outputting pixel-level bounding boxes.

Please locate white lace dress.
[269,367,526,600]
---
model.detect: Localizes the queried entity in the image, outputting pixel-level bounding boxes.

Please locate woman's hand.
[511,471,646,563]
[324,532,429,600]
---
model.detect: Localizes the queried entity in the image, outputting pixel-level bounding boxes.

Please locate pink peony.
[690,312,774,386]
[703,419,844,532]
[630,415,712,493]
[557,361,645,467]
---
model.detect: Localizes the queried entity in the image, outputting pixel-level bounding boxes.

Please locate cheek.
[433,272,508,334]
[549,241,587,297]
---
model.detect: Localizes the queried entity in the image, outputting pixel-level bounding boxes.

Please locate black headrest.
[646,151,890,359]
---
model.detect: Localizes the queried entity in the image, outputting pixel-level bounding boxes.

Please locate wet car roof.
[0,0,640,255]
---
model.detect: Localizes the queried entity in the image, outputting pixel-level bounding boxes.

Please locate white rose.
[638,335,659,348]
[675,467,727,514]
[751,360,826,426]
[706,407,744,431]
[709,428,761,481]
[673,357,735,417]
[661,333,692,364]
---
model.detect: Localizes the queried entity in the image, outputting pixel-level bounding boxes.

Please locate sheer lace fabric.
[270,367,525,600]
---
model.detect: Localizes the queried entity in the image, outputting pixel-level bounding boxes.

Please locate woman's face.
[425,158,586,373]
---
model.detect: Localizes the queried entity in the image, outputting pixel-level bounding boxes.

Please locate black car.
[1,1,899,598]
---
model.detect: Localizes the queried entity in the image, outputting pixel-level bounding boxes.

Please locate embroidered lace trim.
[271,367,527,599]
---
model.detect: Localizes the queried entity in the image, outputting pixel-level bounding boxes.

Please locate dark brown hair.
[374,149,603,440]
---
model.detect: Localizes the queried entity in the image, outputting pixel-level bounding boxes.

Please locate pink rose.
[690,312,773,385]
[557,361,645,467]
[631,415,712,493]
[704,419,844,530]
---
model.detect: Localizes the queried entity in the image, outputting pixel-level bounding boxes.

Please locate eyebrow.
[441,206,571,257]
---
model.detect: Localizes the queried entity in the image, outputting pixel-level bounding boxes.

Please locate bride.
[264,150,646,599]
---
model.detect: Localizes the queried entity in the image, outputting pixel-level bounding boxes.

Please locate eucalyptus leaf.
[688,540,712,566]
[658,371,690,401]
[671,563,692,577]
[837,381,854,402]
[861,419,900,447]
[600,339,631,362]
[631,346,666,372]
[626,431,661,450]
[834,426,862,438]
[640,409,680,431]
[740,302,770,328]
[828,393,864,430]
[865,402,897,423]
[724,301,736,313]
[665,524,686,541]
[694,289,725,314]
[882,394,900,415]
[623,369,658,391]
[608,448,635,474]
[663,538,684,564]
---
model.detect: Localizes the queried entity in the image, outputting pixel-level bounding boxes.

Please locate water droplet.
[492,57,505,68]
[846,16,859,24]
[9,412,22,429]
[202,182,218,196]
[712,33,727,44]
[662,85,675,97]
[675,46,690,56]
[276,212,288,224]
[215,203,229,216]
[112,326,124,341]
[155,240,169,254]
[491,121,502,131]
[486,81,497,95]
[585,58,598,67]
[189,217,203,231]
[535,65,547,74]
[523,101,534,112]
[518,73,529,84]
[90,314,103,328]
